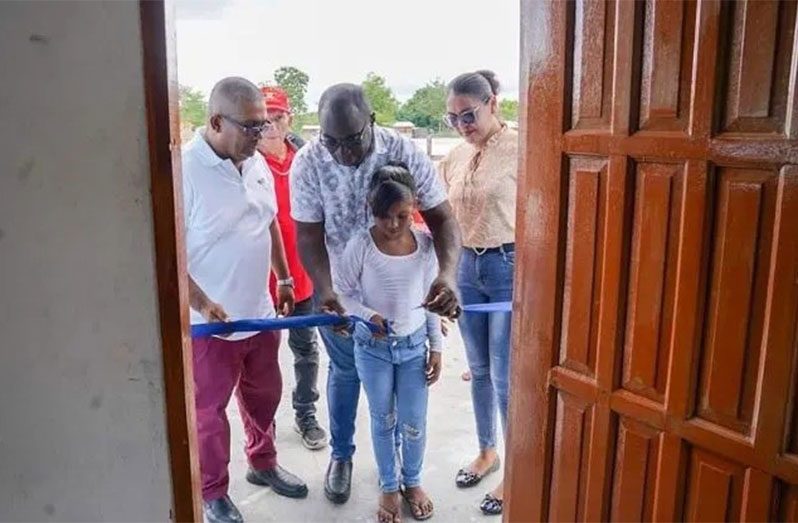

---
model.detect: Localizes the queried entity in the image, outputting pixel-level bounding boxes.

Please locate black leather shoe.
[203,495,243,523]
[246,465,309,499]
[324,458,353,504]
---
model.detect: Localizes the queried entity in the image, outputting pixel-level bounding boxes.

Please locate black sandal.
[455,457,501,488]
[479,494,503,516]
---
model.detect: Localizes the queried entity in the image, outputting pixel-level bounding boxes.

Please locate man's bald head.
[318,83,372,130]
[208,76,263,118]
[316,84,375,167]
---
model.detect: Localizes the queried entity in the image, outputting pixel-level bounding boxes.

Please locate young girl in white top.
[336,161,443,522]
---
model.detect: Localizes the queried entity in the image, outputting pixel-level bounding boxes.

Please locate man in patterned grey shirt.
[290,84,462,505]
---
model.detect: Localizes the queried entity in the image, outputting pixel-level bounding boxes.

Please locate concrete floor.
[225,325,505,522]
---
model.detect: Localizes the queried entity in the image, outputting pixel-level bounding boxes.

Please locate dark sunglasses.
[221,114,273,137]
[443,98,490,128]
[320,120,372,152]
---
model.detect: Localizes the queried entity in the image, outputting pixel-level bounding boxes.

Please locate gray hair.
[208,76,263,117]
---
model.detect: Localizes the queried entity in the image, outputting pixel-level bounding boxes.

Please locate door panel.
[720,0,796,134]
[506,0,798,520]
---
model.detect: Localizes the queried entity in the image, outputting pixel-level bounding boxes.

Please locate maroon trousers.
[192,330,282,501]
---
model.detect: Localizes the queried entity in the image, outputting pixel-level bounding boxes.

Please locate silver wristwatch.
[277,276,294,288]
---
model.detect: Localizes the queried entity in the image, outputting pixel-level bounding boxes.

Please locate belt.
[465,243,515,256]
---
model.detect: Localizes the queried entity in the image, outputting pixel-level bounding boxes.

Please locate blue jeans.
[318,325,360,461]
[319,320,402,462]
[458,247,514,450]
[353,324,429,493]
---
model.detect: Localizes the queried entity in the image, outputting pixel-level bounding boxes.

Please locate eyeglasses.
[221,115,273,137]
[320,121,372,152]
[443,99,489,128]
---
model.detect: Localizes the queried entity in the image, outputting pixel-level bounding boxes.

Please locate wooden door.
[505,0,798,520]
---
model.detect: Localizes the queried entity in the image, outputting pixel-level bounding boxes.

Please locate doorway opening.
[143,0,523,521]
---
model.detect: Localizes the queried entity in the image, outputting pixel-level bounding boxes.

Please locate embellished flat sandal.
[455,457,501,488]
[479,493,503,516]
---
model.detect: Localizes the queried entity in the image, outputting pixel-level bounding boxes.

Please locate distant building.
[301,124,320,140]
[392,121,415,137]
[412,127,432,139]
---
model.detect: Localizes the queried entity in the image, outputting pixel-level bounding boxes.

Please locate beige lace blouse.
[438,125,518,248]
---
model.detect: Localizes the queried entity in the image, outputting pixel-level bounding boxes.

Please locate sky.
[174,0,520,109]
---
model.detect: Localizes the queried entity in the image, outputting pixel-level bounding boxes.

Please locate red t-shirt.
[413,211,428,232]
[262,145,315,304]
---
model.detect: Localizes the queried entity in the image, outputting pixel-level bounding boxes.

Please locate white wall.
[0,2,174,520]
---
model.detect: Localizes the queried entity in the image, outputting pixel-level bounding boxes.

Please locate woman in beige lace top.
[438,70,517,517]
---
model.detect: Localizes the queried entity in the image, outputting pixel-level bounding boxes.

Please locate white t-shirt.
[335,229,443,351]
[182,129,277,340]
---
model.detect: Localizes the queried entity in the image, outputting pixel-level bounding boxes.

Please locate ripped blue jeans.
[353,323,428,493]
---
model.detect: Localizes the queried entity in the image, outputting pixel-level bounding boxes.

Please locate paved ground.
[225,325,505,522]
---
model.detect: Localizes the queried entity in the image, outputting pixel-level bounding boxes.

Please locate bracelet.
[277,277,294,288]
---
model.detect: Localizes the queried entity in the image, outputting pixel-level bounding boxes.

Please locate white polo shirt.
[182,129,277,339]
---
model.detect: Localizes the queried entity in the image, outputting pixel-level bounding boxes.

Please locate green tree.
[397,79,447,131]
[500,99,519,122]
[362,72,398,125]
[179,85,207,129]
[274,66,309,115]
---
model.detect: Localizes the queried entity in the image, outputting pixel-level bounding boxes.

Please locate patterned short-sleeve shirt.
[290,125,447,265]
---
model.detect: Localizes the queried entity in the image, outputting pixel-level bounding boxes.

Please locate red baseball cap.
[261,86,291,113]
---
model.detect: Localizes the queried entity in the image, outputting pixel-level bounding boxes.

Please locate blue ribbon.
[461,301,513,313]
[190,314,381,338]
[190,301,513,338]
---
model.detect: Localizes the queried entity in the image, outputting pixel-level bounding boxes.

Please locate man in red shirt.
[258,86,327,450]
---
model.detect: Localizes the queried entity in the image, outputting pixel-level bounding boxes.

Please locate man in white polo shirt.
[183,77,308,523]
